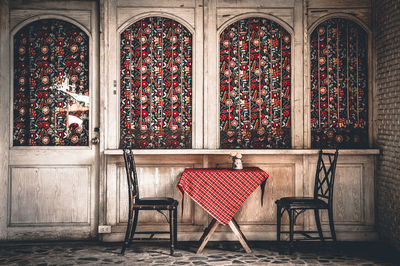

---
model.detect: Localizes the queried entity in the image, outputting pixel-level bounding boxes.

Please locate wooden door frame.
[0,0,101,240]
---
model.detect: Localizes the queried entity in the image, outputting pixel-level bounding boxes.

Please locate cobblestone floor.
[0,241,398,265]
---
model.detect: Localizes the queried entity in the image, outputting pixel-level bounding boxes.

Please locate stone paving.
[0,241,398,265]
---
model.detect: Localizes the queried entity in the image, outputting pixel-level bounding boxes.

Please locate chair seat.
[121,148,178,256]
[276,197,328,209]
[136,197,178,206]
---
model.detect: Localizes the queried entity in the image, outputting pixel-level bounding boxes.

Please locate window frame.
[216,13,295,149]
[106,9,374,152]
[306,13,374,149]
[116,13,200,150]
[9,15,95,150]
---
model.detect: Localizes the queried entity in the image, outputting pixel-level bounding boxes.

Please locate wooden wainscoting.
[103,155,207,241]
[7,165,95,240]
[304,154,376,241]
[9,166,91,226]
[102,151,377,242]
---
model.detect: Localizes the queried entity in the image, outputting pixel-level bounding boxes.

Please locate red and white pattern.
[13,19,90,146]
[177,168,269,225]
[120,17,192,149]
[220,18,291,149]
[310,18,368,148]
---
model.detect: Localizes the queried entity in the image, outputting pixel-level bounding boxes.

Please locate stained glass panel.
[220,18,291,149]
[13,19,90,146]
[120,17,192,149]
[310,18,368,148]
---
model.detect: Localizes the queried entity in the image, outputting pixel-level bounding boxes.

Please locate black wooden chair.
[275,149,339,245]
[121,148,178,255]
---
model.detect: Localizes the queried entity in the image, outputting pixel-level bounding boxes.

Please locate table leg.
[228,218,252,253]
[196,218,219,254]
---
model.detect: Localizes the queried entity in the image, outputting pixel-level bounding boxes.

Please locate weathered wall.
[0,0,383,242]
[374,0,400,251]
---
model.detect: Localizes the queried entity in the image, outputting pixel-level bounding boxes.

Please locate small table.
[177,167,269,254]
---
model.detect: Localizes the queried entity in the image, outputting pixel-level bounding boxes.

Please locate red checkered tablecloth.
[177,167,269,225]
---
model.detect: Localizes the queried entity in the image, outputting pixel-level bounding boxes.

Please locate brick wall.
[374,0,400,251]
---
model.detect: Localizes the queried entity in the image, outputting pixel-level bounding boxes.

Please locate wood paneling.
[330,165,363,223]
[306,158,368,231]
[117,165,195,225]
[307,9,371,29]
[107,153,375,240]
[0,0,377,242]
[4,0,99,241]
[217,0,295,8]
[10,10,92,32]
[0,0,10,240]
[9,166,91,225]
[216,8,294,29]
[117,8,196,29]
[117,0,196,7]
[307,0,371,9]
[235,165,295,225]
[10,150,95,166]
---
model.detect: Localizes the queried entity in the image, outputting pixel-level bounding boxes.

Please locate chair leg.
[173,207,178,249]
[121,207,135,255]
[276,205,282,242]
[289,209,294,244]
[288,209,295,254]
[328,208,337,241]
[314,209,324,241]
[128,209,139,248]
[169,209,174,255]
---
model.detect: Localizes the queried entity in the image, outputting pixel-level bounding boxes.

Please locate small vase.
[232,159,243,170]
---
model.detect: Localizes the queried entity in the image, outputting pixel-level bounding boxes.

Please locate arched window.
[120,17,192,149]
[13,19,90,146]
[310,18,368,148]
[219,17,291,149]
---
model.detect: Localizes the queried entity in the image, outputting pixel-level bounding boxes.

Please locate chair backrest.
[123,148,140,202]
[313,149,339,206]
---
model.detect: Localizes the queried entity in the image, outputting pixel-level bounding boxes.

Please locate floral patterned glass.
[120,17,192,149]
[220,18,291,149]
[13,19,90,146]
[310,18,368,148]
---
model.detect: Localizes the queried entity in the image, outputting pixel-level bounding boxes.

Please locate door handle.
[91,137,100,145]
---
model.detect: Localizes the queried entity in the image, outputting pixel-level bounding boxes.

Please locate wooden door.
[2,1,99,240]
